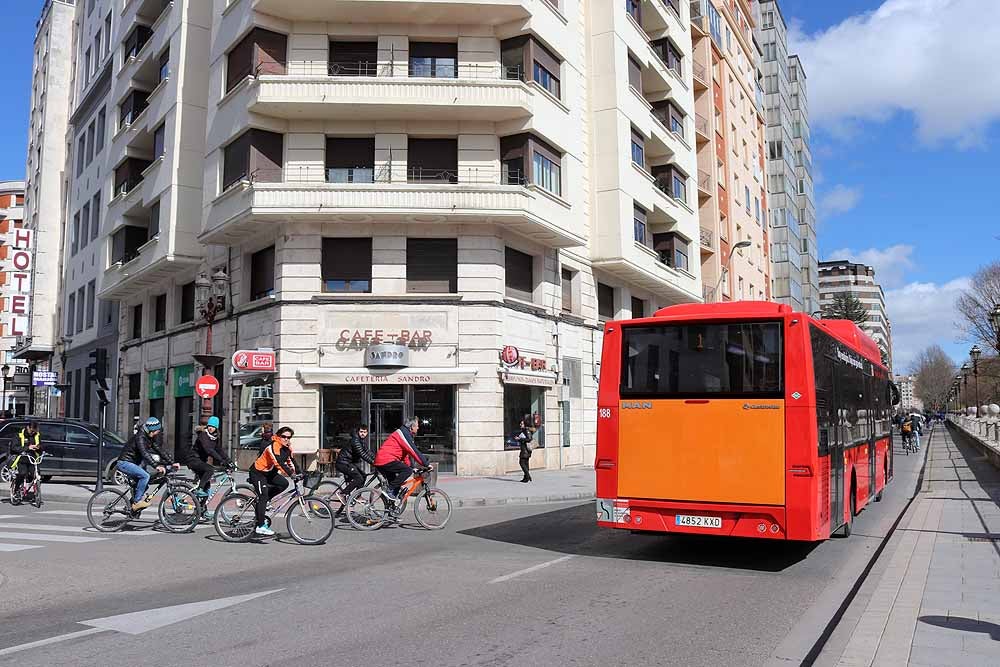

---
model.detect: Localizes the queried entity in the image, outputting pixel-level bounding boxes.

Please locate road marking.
[0,543,43,552]
[489,555,575,584]
[40,511,90,517]
[0,589,283,657]
[0,522,157,536]
[0,531,107,543]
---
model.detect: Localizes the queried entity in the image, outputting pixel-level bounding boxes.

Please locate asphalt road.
[0,438,926,667]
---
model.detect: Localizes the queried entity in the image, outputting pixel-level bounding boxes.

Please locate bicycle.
[213,473,334,545]
[87,469,199,533]
[310,470,380,517]
[346,465,452,531]
[157,465,256,533]
[9,452,48,508]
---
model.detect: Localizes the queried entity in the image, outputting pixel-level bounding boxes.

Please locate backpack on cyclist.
[901,421,912,434]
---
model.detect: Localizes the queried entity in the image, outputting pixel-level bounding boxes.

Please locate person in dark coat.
[257,422,274,454]
[515,416,533,483]
[336,424,375,496]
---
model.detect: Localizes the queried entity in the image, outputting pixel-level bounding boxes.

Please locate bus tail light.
[596,459,615,470]
[790,465,813,477]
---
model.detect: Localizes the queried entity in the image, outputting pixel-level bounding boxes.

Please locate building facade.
[0,181,31,414]
[75,0,707,473]
[818,260,893,367]
[690,0,770,304]
[893,374,922,413]
[755,0,816,314]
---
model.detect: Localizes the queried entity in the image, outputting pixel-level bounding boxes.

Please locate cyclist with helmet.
[249,426,297,536]
[116,417,179,511]
[186,416,232,499]
[10,421,42,502]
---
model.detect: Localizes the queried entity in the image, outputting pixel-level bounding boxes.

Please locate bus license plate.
[675,514,722,529]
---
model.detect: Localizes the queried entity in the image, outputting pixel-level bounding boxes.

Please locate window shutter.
[407,239,457,293]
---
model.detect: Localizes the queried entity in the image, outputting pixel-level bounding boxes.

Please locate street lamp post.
[194,269,229,424]
[991,305,1000,354]
[0,364,9,416]
[970,345,982,413]
[961,364,970,413]
[712,240,752,301]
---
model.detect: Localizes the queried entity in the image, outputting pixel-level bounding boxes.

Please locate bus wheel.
[837,479,856,538]
[876,461,886,502]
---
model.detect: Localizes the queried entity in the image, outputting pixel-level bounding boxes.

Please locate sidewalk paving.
[23,466,596,508]
[829,425,1000,667]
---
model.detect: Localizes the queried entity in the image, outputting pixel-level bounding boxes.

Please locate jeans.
[116,460,150,503]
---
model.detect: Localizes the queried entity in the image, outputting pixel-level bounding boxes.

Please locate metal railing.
[265,61,524,81]
[247,165,525,186]
[702,284,716,302]
[695,113,709,137]
[699,226,714,249]
[697,169,712,193]
[692,60,707,85]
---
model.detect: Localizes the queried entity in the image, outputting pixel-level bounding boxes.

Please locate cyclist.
[11,421,42,502]
[116,417,179,512]
[373,417,430,501]
[900,415,914,451]
[336,424,375,498]
[186,416,232,500]
[249,426,297,537]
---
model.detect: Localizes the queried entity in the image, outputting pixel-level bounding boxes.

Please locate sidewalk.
[20,466,596,508]
[828,425,1000,667]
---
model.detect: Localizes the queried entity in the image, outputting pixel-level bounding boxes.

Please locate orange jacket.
[253,436,295,475]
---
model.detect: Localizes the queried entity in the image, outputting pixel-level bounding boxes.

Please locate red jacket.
[374,429,428,467]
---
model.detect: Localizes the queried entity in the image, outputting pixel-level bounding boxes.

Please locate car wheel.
[111,467,129,486]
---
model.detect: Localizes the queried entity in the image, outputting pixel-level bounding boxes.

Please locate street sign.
[33,371,58,387]
[194,375,220,399]
[232,349,276,372]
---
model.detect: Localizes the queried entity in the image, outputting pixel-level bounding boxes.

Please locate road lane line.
[0,531,107,543]
[40,511,90,517]
[0,522,158,537]
[0,543,43,552]
[489,555,574,584]
[0,628,108,657]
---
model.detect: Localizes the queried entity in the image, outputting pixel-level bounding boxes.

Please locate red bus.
[595,302,896,541]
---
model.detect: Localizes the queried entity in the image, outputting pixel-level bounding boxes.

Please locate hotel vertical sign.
[3,227,33,337]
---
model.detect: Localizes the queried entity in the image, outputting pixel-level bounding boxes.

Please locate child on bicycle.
[11,421,42,502]
[250,426,297,536]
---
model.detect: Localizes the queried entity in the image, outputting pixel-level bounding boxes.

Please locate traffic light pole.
[96,403,106,493]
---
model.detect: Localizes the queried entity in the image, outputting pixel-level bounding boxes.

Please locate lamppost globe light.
[970,345,982,362]
[961,362,970,373]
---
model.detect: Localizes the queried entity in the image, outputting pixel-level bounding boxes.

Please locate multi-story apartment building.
[756,0,817,313]
[0,180,31,414]
[893,374,923,413]
[17,1,75,418]
[690,0,769,304]
[819,260,893,367]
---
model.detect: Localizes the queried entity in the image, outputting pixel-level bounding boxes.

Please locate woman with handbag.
[515,415,534,483]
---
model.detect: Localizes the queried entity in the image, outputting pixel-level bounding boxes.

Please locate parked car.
[0,417,128,484]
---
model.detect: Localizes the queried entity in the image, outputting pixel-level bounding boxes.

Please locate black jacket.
[120,431,173,468]
[189,430,230,466]
[337,434,374,467]
[515,427,533,460]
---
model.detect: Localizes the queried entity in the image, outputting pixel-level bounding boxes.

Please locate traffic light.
[88,348,108,386]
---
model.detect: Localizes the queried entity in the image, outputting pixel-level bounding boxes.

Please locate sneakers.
[254,525,275,537]
[131,499,151,511]
[194,488,210,499]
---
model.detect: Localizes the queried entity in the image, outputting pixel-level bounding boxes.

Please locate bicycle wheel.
[87,489,132,532]
[158,487,200,533]
[1,465,11,484]
[414,488,453,530]
[285,496,334,545]
[311,480,348,515]
[346,487,389,531]
[31,481,42,508]
[213,491,257,543]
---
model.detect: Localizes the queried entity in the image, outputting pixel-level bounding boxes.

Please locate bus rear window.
[621,322,783,397]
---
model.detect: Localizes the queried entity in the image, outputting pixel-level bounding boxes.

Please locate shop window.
[503,385,545,451]
[241,379,274,436]
[153,293,167,332]
[505,247,534,302]
[598,282,615,320]
[409,42,457,78]
[414,386,456,473]
[406,239,457,293]
[322,238,372,292]
[329,41,377,77]
[325,137,375,183]
[179,281,195,323]
[131,303,143,339]
[321,386,363,450]
[226,28,287,92]
[250,245,276,299]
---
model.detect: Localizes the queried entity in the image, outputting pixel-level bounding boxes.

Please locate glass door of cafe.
[370,386,406,446]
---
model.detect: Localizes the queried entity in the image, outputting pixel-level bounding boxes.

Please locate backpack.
[902,421,912,434]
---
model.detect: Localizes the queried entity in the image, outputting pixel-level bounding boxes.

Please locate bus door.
[828,357,845,530]
[867,376,877,501]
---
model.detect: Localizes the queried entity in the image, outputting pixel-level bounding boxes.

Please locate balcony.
[203,165,584,250]
[246,63,533,122]
[697,169,712,199]
[692,60,708,91]
[249,0,533,25]
[699,226,714,252]
[702,284,717,302]
[694,113,710,143]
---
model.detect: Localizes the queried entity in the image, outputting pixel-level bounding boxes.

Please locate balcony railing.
[692,60,708,87]
[695,113,709,139]
[699,226,714,249]
[276,61,525,81]
[702,284,717,302]
[247,165,525,186]
[697,169,712,193]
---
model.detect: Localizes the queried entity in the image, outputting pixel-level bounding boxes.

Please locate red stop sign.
[195,375,220,399]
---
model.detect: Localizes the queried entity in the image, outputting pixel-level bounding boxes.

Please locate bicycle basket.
[302,471,324,491]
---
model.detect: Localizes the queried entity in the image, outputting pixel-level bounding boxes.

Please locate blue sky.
[0,0,996,370]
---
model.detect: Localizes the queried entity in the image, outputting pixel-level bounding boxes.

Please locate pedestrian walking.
[515,416,534,483]
[257,422,274,454]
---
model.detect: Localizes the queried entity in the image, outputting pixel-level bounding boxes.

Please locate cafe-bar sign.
[500,345,547,371]
[232,349,276,372]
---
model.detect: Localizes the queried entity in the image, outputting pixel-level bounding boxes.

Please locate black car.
[0,417,127,483]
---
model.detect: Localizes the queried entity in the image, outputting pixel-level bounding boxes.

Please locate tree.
[878,344,890,369]
[956,261,1000,354]
[823,293,868,327]
[911,345,956,411]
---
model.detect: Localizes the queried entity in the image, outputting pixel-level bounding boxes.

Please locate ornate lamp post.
[970,345,982,412]
[1,364,9,416]
[194,269,229,423]
[961,363,971,413]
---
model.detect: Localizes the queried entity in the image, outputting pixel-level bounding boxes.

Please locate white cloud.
[826,244,915,289]
[884,278,970,370]
[818,185,862,218]
[789,0,1000,147]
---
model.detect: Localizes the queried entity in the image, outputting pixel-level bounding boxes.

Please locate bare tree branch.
[911,344,956,411]
[956,262,1000,354]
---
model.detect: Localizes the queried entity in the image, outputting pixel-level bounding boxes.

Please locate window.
[533,61,559,97]
[630,128,644,167]
[154,294,167,332]
[86,281,96,329]
[77,135,86,175]
[627,53,642,92]
[110,225,147,264]
[88,0,95,15]
[123,25,152,61]
[94,31,102,67]
[325,137,375,183]
[84,49,91,84]
[633,203,648,247]
[104,13,112,56]
[653,232,689,271]
[226,28,287,92]
[86,122,96,165]
[132,304,143,339]
[96,107,106,149]
[71,212,80,255]
[407,138,457,183]
[631,296,645,319]
[625,0,641,22]
[114,158,151,196]
[653,38,683,77]
[91,192,101,241]
[762,11,774,28]
[652,165,687,203]
[532,152,561,195]
[328,41,377,77]
[501,35,562,98]
[179,282,195,323]
[621,322,783,397]
[76,287,85,333]
[745,185,751,211]
[409,42,457,78]
[250,245,276,300]
[148,201,160,238]
[153,123,166,159]
[500,133,562,194]
[597,282,615,321]
[505,247,534,301]
[407,239,457,293]
[653,101,686,138]
[223,129,284,189]
[561,268,574,313]
[157,48,170,84]
[322,238,372,292]
[66,293,76,335]
[119,89,149,127]
[80,203,90,249]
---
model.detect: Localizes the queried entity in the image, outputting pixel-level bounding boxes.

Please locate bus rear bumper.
[596,498,788,539]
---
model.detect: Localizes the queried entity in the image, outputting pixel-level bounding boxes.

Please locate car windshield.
[239,423,260,436]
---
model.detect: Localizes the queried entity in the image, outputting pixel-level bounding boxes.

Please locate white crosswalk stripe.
[0,543,43,552]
